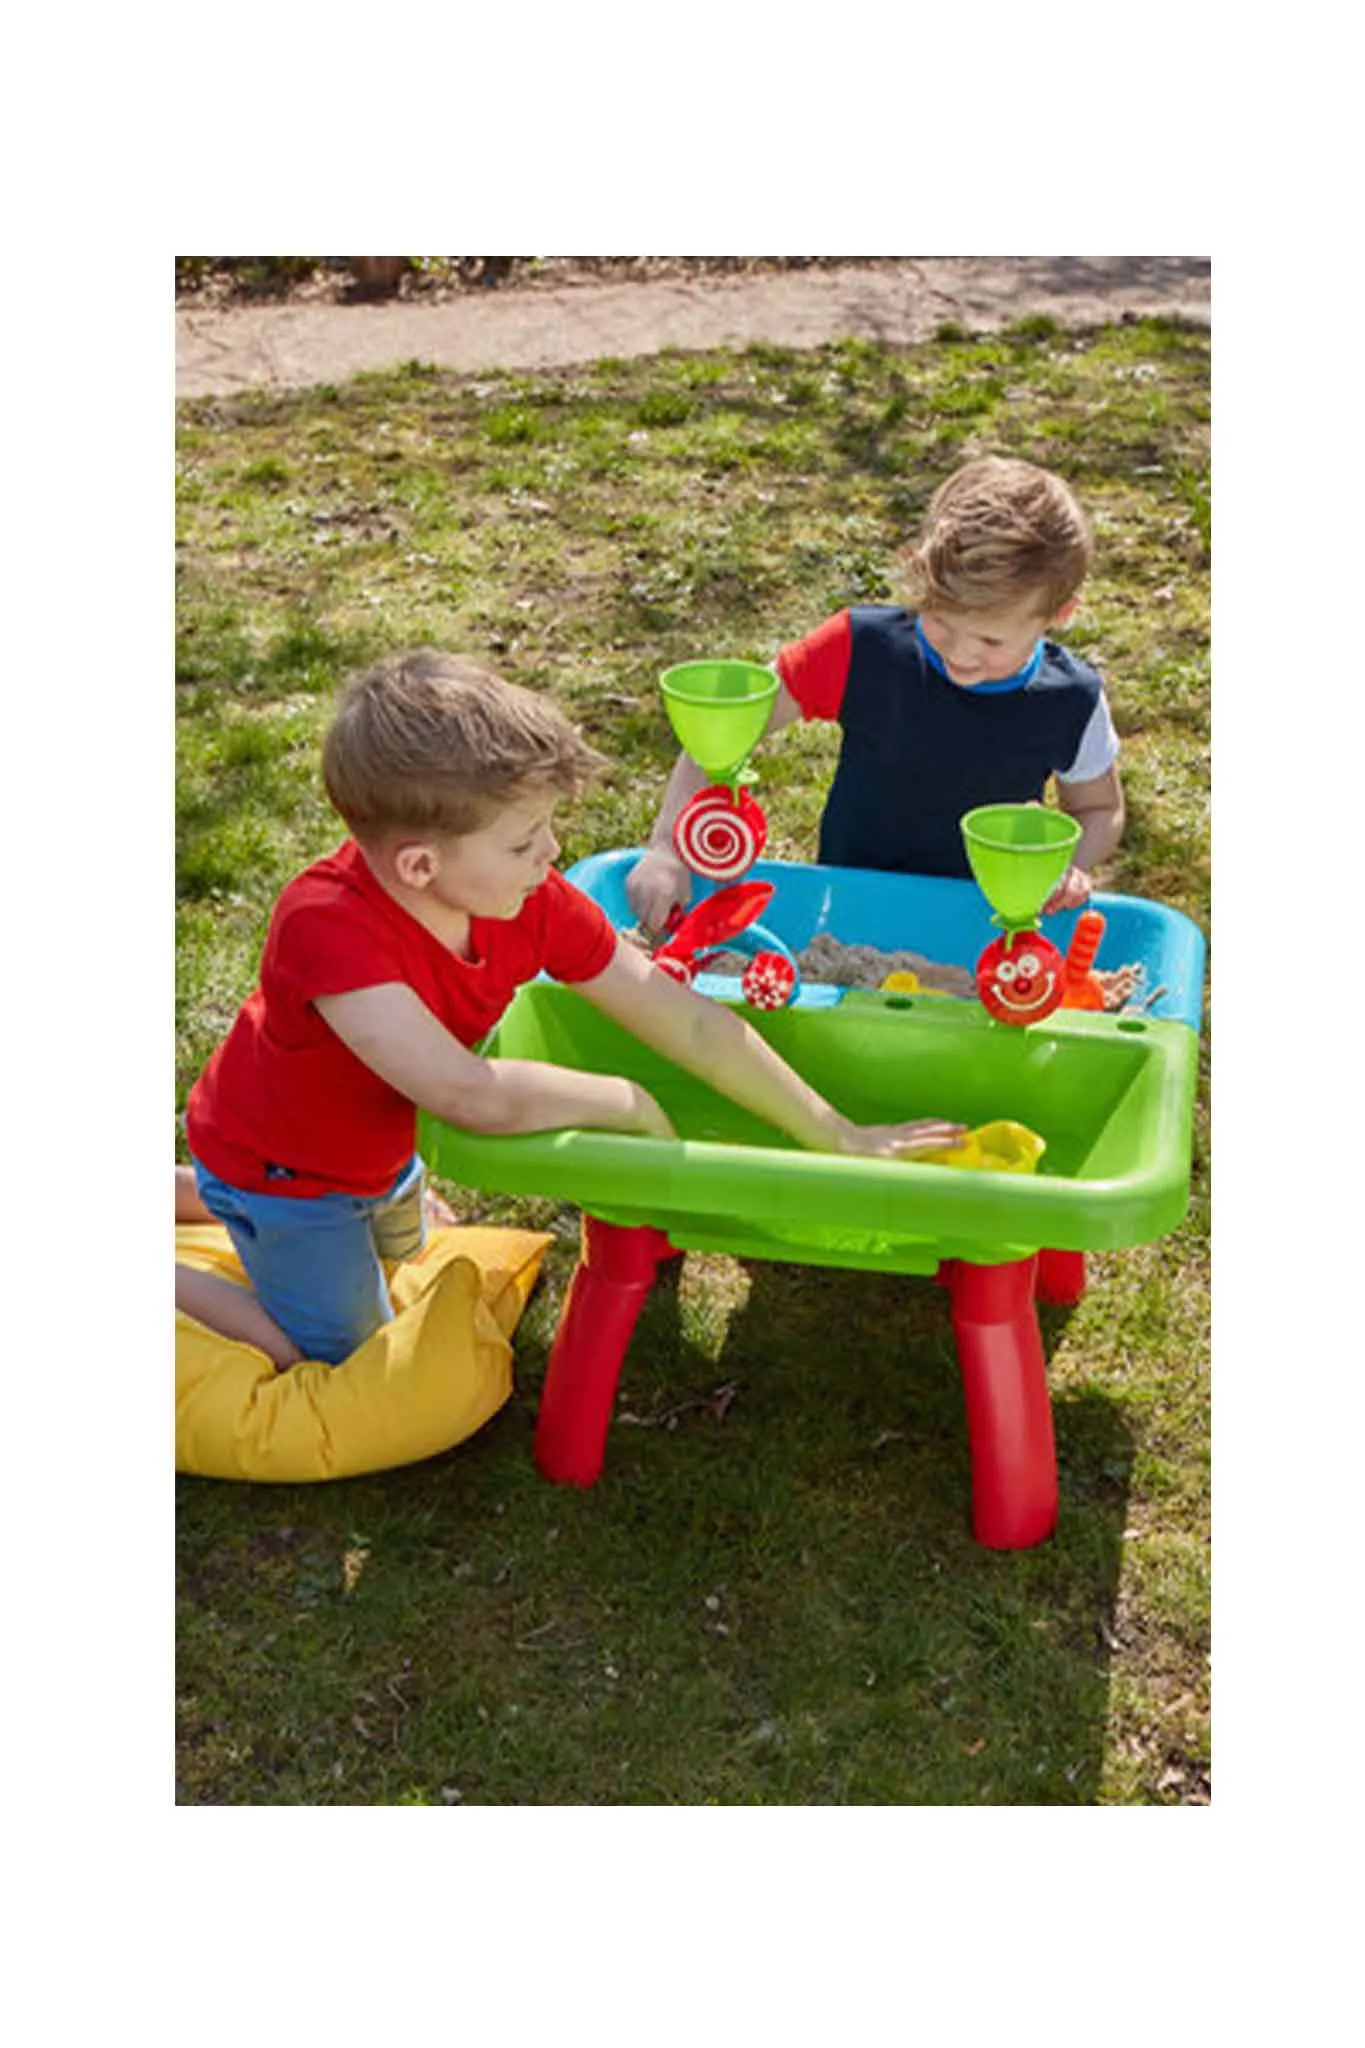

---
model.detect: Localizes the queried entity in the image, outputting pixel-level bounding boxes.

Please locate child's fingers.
[631,872,687,937]
[861,1120,969,1156]
[1043,864,1094,913]
[897,1121,969,1152]
[625,858,663,916]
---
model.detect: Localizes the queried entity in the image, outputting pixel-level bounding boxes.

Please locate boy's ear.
[1050,597,1081,630]
[392,839,441,890]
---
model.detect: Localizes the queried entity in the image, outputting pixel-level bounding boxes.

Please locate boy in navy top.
[627,457,1126,934]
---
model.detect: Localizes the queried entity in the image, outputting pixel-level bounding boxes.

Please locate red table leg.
[534,1217,678,1487]
[1036,1248,1087,1306]
[941,1255,1057,1549]
[537,1225,1064,1544]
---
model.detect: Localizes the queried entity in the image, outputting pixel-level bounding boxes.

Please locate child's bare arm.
[575,939,965,1158]
[1047,765,1127,911]
[314,984,676,1139]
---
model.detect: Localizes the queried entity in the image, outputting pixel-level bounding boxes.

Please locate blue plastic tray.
[566,850,1207,1032]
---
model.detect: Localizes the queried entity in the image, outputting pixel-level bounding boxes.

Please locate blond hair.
[322,648,605,840]
[902,457,1094,619]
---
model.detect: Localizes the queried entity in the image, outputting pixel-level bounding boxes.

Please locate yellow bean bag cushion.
[176,1223,552,1482]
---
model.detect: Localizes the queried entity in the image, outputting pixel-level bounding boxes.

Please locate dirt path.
[176,256,1210,399]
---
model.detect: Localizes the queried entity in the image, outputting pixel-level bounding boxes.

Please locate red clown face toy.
[975,930,1067,1026]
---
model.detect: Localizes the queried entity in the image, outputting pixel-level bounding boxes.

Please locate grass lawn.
[175,315,1210,1805]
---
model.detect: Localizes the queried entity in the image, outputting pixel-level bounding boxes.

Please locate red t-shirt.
[775,610,853,720]
[186,840,617,1198]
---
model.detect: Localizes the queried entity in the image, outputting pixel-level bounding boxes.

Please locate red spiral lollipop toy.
[673,785,768,881]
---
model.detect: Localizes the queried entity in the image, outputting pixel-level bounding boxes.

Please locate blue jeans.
[190,1153,428,1365]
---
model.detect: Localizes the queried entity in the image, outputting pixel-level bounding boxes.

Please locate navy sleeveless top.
[818,607,1102,879]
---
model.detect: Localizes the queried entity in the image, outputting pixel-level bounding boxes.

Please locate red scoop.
[655,880,774,961]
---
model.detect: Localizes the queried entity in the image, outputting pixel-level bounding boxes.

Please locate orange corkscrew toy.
[1060,909,1108,1010]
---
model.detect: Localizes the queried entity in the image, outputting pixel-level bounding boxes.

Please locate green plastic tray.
[420,983,1198,1275]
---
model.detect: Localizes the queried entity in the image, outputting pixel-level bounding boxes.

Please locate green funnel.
[961,803,1081,926]
[660,661,779,784]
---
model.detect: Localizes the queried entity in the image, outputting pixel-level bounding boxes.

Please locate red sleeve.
[268,893,404,1002]
[775,610,852,720]
[537,871,619,985]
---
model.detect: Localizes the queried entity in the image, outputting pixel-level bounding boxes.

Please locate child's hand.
[835,1117,969,1161]
[626,847,692,942]
[1043,864,1092,915]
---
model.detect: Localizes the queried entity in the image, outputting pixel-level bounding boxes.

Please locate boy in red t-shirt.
[178,649,964,1367]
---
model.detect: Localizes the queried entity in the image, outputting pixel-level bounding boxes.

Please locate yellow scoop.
[919,1119,1046,1174]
